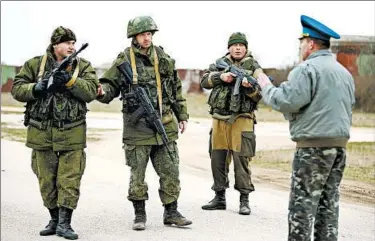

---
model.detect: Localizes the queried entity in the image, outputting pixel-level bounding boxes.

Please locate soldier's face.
[136,32,153,49]
[53,40,76,60]
[229,43,247,60]
[299,38,313,61]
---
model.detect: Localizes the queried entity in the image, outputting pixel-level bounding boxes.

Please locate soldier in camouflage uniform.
[257,15,355,241]
[11,26,100,240]
[96,16,192,230]
[200,32,263,215]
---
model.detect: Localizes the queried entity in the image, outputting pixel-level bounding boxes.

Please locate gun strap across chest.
[37,54,48,81]
[37,54,80,86]
[129,47,163,117]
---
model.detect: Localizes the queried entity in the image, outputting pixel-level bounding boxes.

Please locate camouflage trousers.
[288,147,346,241]
[31,149,86,210]
[124,141,181,204]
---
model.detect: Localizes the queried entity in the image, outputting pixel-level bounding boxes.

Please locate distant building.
[330,35,375,76]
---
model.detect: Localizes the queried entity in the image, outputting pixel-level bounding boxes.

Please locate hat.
[228,32,248,48]
[299,15,340,41]
[50,26,76,45]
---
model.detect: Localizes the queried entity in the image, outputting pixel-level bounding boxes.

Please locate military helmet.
[228,32,248,49]
[127,16,159,38]
[50,26,76,45]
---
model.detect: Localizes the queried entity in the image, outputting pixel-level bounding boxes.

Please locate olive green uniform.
[97,44,188,204]
[11,39,99,210]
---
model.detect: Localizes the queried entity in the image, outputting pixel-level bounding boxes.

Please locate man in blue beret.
[257,15,355,241]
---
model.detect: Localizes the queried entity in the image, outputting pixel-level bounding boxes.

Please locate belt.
[28,118,86,130]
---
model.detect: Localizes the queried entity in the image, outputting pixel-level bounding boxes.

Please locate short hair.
[309,37,330,49]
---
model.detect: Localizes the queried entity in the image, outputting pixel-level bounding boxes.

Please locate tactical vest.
[25,54,87,130]
[120,46,177,125]
[207,58,258,116]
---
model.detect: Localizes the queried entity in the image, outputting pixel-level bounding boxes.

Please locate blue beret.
[299,15,340,41]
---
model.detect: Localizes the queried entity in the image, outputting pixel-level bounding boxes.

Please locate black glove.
[48,70,72,93]
[32,78,48,98]
[54,70,72,87]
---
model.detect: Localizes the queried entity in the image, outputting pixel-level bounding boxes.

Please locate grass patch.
[1,122,109,143]
[2,92,375,127]
[252,142,375,184]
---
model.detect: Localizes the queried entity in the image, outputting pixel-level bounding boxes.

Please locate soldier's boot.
[39,207,59,236]
[238,193,251,215]
[132,200,147,231]
[163,201,192,227]
[201,190,226,210]
[56,207,78,240]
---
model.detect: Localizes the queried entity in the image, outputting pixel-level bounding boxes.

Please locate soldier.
[257,15,355,241]
[96,16,192,230]
[11,26,100,240]
[200,32,263,215]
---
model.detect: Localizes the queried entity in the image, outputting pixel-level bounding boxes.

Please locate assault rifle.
[116,61,174,161]
[47,43,89,90]
[215,59,259,96]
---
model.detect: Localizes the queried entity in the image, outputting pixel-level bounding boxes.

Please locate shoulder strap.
[153,47,163,117]
[37,54,48,81]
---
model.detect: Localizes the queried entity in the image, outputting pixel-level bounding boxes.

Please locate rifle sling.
[129,47,163,118]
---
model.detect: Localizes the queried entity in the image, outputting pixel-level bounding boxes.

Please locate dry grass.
[1,92,374,127]
[252,142,375,184]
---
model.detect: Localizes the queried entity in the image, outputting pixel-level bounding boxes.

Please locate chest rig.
[121,47,164,117]
[25,54,85,130]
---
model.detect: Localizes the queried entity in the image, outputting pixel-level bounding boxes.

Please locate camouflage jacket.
[97,44,189,145]
[201,51,263,120]
[11,46,100,151]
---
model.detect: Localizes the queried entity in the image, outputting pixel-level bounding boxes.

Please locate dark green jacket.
[97,44,189,145]
[11,46,100,151]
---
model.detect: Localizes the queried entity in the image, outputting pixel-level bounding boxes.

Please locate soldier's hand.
[97,84,105,96]
[241,77,253,88]
[33,78,48,98]
[54,70,72,87]
[179,121,187,134]
[220,72,236,83]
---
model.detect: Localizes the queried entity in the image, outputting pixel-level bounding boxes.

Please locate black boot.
[239,193,251,215]
[56,207,78,240]
[39,207,59,236]
[132,200,147,230]
[163,201,192,227]
[201,190,226,210]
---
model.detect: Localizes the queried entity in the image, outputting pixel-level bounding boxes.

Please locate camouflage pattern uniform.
[11,26,99,239]
[200,32,263,215]
[261,26,355,241]
[96,16,191,229]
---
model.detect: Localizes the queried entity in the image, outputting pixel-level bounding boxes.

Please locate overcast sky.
[1,1,374,69]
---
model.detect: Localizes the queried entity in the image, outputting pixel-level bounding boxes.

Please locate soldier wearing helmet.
[11,26,100,240]
[97,16,192,230]
[200,32,264,216]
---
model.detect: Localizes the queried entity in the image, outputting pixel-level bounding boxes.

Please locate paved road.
[1,109,375,241]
